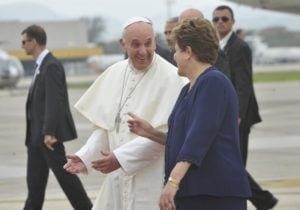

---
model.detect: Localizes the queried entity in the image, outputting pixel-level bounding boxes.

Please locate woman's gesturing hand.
[127,112,154,138]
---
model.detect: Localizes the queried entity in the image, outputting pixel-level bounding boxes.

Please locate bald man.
[179,8,204,21]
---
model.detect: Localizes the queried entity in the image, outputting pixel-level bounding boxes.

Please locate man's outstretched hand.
[64,154,87,174]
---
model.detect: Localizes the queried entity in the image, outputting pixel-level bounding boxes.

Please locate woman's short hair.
[171,18,219,65]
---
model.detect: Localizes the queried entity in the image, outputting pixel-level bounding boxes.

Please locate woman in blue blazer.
[128,18,251,210]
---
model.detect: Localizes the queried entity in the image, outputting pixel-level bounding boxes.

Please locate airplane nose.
[1,69,10,79]
[0,51,24,88]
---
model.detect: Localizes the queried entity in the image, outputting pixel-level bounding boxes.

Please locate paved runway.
[0,79,299,209]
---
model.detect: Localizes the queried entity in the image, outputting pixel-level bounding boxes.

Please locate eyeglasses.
[22,39,32,45]
[212,16,230,23]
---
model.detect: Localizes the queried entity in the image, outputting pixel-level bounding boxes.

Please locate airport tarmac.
[0,78,299,210]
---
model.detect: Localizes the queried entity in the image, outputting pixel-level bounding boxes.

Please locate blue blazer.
[165,67,251,198]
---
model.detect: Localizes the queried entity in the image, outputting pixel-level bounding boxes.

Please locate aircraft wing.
[225,0,300,15]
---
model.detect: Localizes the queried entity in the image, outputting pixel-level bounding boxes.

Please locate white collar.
[36,49,50,67]
[220,31,233,50]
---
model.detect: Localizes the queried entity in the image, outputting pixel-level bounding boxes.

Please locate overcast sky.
[1,0,232,20]
[1,0,300,40]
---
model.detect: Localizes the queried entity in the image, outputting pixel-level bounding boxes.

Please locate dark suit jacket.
[215,49,231,79]
[224,33,261,127]
[25,53,77,146]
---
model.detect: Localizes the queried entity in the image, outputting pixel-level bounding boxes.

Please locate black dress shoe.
[257,196,278,210]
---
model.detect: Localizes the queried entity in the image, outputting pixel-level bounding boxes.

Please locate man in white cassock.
[64,17,185,210]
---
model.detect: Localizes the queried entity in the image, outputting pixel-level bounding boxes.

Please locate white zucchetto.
[122,16,152,30]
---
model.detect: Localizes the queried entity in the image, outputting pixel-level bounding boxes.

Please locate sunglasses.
[212,16,230,23]
[22,39,32,45]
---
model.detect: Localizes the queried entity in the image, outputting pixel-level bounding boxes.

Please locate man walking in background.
[212,5,278,210]
[22,24,92,210]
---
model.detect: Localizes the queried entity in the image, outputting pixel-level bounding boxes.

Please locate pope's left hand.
[91,151,121,173]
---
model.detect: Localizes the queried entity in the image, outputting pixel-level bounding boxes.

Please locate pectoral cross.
[115,112,122,133]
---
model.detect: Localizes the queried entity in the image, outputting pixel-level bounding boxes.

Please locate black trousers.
[239,121,275,209]
[24,142,92,210]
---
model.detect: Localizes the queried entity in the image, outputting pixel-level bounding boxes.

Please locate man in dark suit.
[22,24,92,210]
[213,5,278,210]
